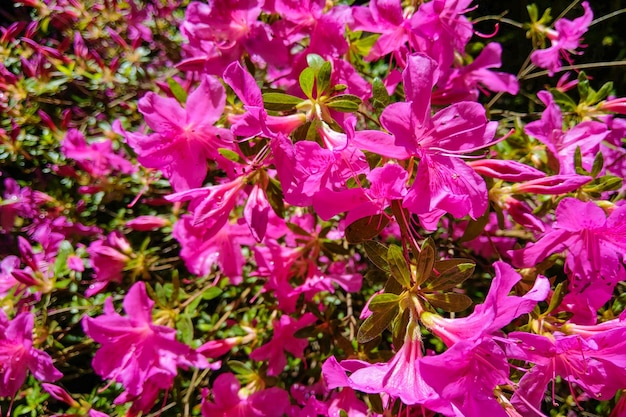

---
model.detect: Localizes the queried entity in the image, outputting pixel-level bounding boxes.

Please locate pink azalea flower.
[525,91,608,174]
[61,129,135,177]
[250,313,316,376]
[0,310,62,398]
[312,163,408,225]
[126,75,233,191]
[86,231,132,296]
[434,43,519,105]
[509,198,626,321]
[179,1,289,75]
[354,53,498,229]
[201,373,290,417]
[323,322,450,413]
[530,2,593,76]
[420,261,549,347]
[172,215,253,284]
[82,282,208,407]
[506,328,626,414]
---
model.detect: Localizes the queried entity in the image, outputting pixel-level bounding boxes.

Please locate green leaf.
[577,71,589,101]
[591,151,604,178]
[357,303,398,343]
[266,177,285,218]
[177,315,194,344]
[326,94,362,112]
[228,360,255,377]
[371,78,390,110]
[368,293,401,312]
[459,208,490,242]
[317,61,332,97]
[589,81,614,104]
[167,77,188,104]
[306,53,325,71]
[548,88,576,111]
[424,292,472,312]
[218,148,244,163]
[573,146,589,175]
[583,175,623,193]
[387,245,411,288]
[345,214,390,243]
[526,4,538,22]
[391,307,410,350]
[299,67,315,98]
[53,240,73,278]
[262,92,305,111]
[545,281,566,315]
[415,238,436,287]
[363,241,389,272]
[425,263,475,292]
[202,286,223,300]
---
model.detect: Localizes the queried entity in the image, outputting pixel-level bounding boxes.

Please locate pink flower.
[82,282,207,407]
[250,313,317,376]
[201,373,290,417]
[0,310,62,398]
[507,328,626,414]
[61,129,135,177]
[530,2,593,76]
[509,198,626,320]
[525,91,608,174]
[323,322,449,412]
[86,231,132,296]
[127,75,233,191]
[355,53,498,229]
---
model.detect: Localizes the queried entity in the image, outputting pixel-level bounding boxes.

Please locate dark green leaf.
[545,281,566,315]
[345,214,390,243]
[167,77,188,104]
[202,286,223,300]
[228,360,255,376]
[415,238,436,287]
[266,178,285,218]
[317,61,332,97]
[459,208,490,242]
[577,71,589,101]
[368,293,401,312]
[299,67,315,98]
[363,241,389,272]
[426,263,475,292]
[262,92,304,111]
[424,292,472,312]
[391,307,410,350]
[548,88,576,111]
[387,244,411,288]
[591,151,604,178]
[357,303,398,343]
[583,175,623,193]
[326,94,362,112]
[573,146,589,175]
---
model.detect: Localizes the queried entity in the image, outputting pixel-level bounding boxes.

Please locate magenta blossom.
[61,129,135,177]
[201,373,290,417]
[510,198,626,322]
[250,313,317,376]
[354,53,498,229]
[0,310,62,398]
[82,282,207,408]
[530,2,593,75]
[126,75,234,191]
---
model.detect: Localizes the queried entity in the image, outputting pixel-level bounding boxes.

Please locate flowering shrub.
[2,0,626,416]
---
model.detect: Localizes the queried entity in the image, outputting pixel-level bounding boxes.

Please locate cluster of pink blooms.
[2,0,626,416]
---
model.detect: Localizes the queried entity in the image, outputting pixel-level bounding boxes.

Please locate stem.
[522,60,626,80]
[590,8,626,26]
